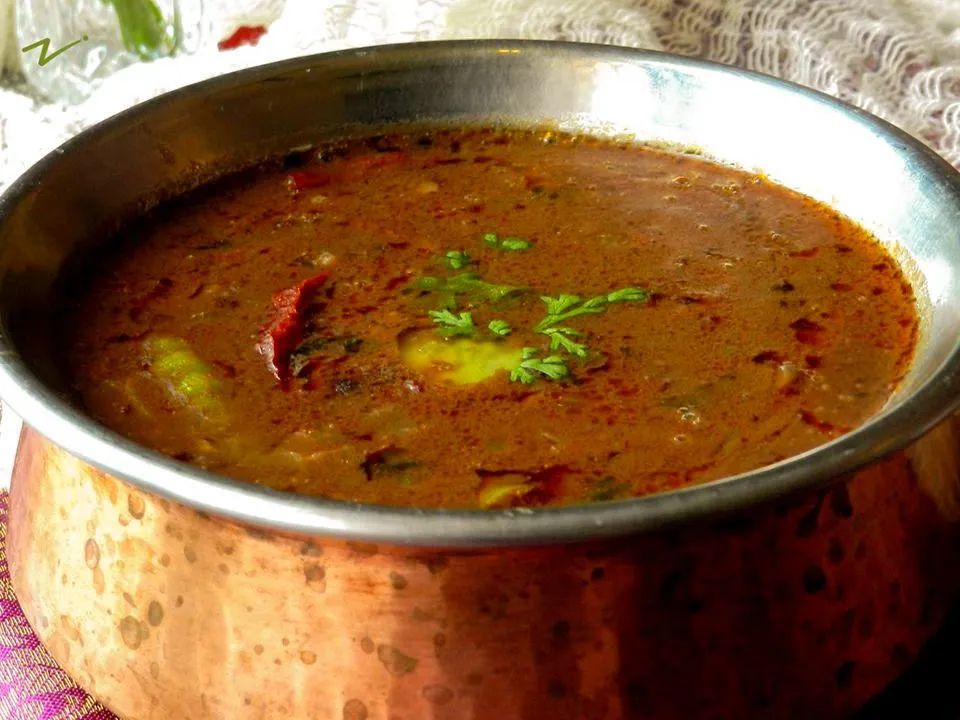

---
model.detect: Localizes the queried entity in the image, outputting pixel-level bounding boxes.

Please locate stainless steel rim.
[2,40,959,547]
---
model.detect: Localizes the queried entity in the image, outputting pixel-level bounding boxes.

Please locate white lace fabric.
[0,0,958,189]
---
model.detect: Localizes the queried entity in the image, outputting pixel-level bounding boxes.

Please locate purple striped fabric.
[0,492,116,720]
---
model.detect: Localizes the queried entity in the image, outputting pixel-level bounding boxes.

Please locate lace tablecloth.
[1,0,958,192]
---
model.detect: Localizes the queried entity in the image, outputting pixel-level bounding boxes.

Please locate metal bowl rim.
[1,39,959,547]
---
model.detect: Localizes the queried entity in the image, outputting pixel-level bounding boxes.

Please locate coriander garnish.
[506,287,649,383]
[543,326,587,357]
[487,319,512,337]
[509,348,569,384]
[483,232,533,252]
[535,287,648,332]
[428,309,476,337]
[416,273,525,309]
[444,250,473,270]
[419,257,648,384]
[606,287,649,303]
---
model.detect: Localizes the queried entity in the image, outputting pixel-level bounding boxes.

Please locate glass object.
[16,0,207,103]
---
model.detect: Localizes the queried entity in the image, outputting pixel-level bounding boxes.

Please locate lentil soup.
[63,128,919,509]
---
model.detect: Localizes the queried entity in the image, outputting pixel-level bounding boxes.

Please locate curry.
[63,128,919,508]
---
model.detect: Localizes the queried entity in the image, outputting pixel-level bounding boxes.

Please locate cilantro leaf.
[546,326,580,337]
[429,309,475,337]
[535,294,605,331]
[530,286,650,359]
[488,319,512,337]
[544,327,587,358]
[607,287,649,303]
[501,236,533,251]
[416,273,525,309]
[535,286,650,332]
[444,250,473,270]
[509,348,569,384]
[541,294,582,316]
[483,232,534,252]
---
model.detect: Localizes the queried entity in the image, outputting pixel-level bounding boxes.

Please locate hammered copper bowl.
[1,41,960,720]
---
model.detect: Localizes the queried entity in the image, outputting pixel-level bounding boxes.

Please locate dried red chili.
[258,273,330,381]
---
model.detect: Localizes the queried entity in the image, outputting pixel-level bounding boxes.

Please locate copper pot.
[1,42,960,719]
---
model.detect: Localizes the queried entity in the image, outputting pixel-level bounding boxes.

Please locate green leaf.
[535,286,650,332]
[483,232,534,252]
[428,309,475,337]
[509,348,569,384]
[500,236,533,251]
[540,294,582,317]
[545,328,587,358]
[444,250,473,270]
[106,0,178,60]
[487,319,512,337]
[531,355,569,380]
[535,295,605,331]
[607,287,649,303]
[415,273,525,308]
[509,366,535,384]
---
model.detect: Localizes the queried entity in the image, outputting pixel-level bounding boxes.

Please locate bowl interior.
[0,41,959,545]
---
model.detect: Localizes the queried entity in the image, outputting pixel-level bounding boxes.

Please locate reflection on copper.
[7,424,960,719]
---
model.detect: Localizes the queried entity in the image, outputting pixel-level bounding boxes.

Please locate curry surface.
[64,129,918,508]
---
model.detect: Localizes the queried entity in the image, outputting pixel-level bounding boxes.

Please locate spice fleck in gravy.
[64,129,918,508]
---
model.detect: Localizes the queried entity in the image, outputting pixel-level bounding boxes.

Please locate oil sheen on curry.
[65,128,918,509]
